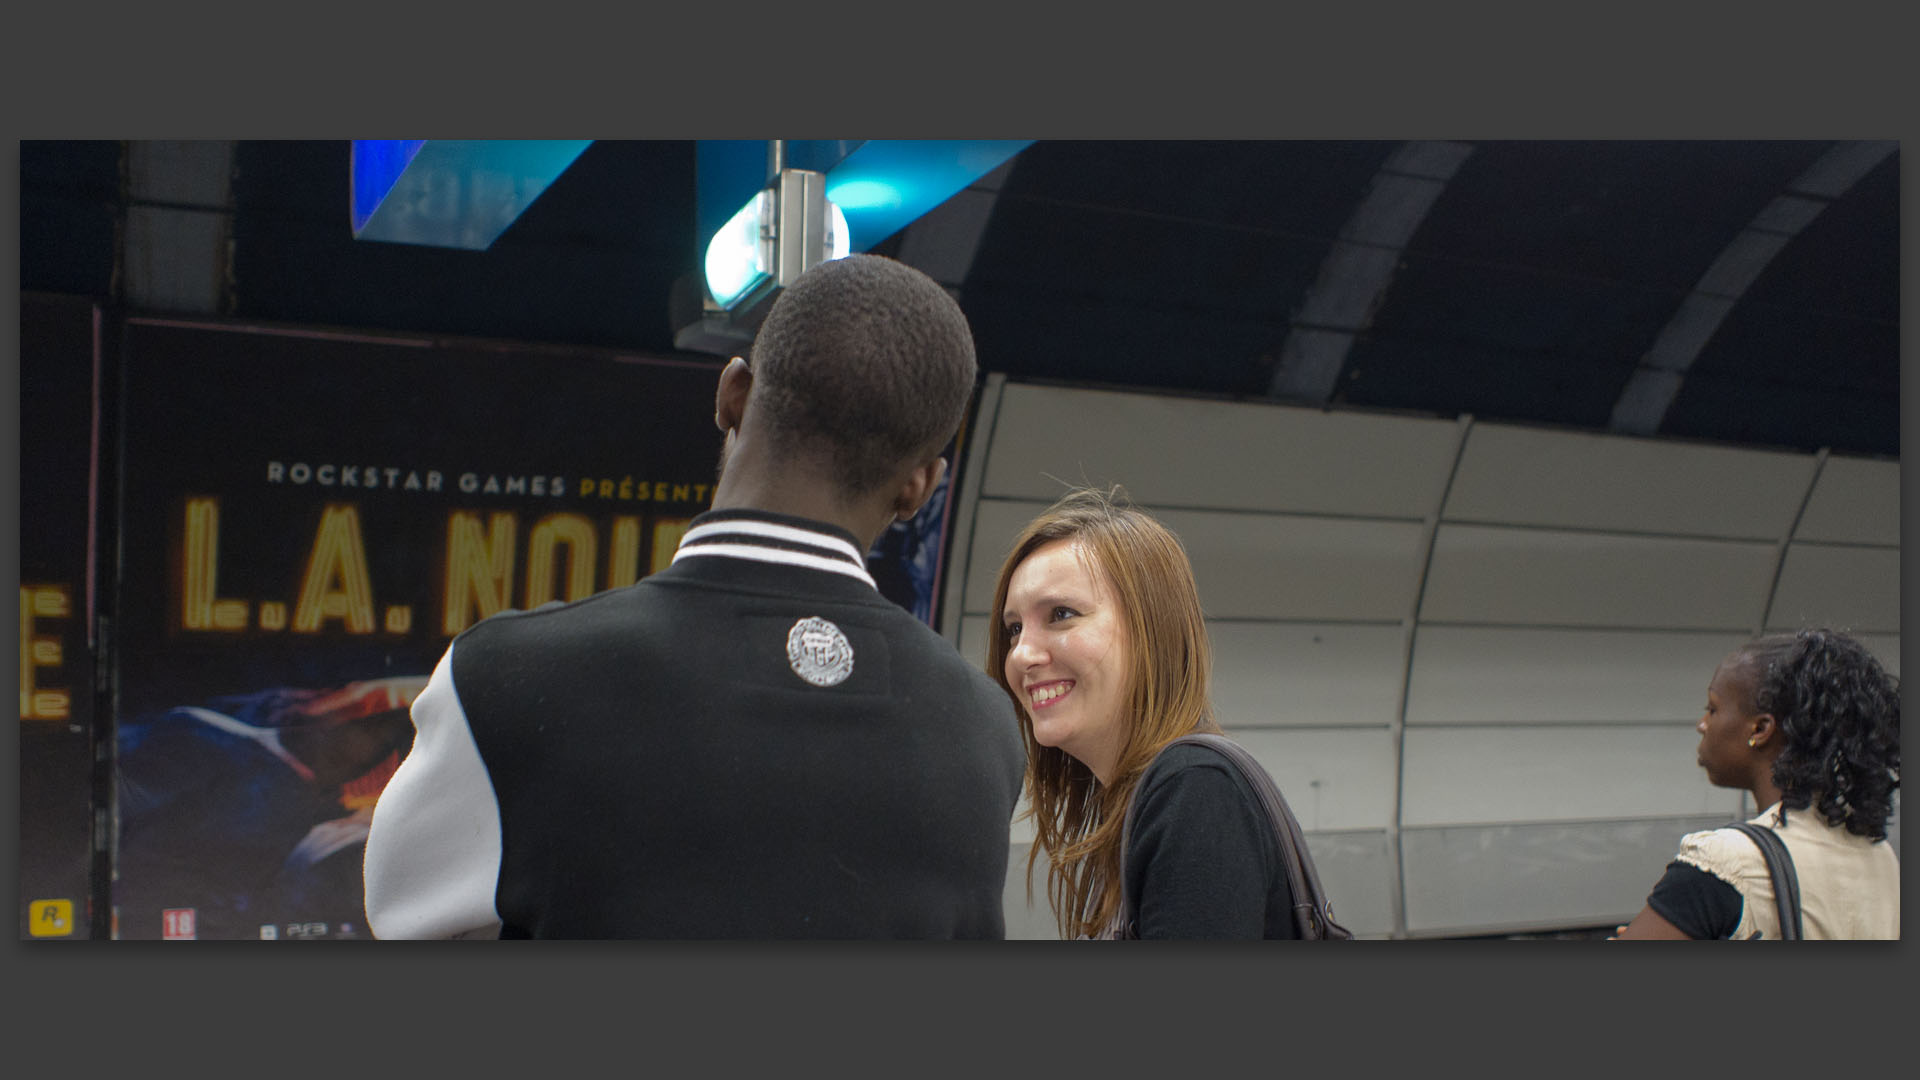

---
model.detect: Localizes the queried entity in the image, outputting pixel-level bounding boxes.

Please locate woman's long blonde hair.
[987,486,1218,939]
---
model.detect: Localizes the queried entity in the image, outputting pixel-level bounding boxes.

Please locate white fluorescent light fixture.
[703,169,851,312]
[828,201,851,260]
[704,189,775,309]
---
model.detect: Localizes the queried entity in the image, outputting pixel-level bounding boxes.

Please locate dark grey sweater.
[1125,742,1299,939]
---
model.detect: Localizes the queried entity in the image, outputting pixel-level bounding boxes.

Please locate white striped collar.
[672,512,877,590]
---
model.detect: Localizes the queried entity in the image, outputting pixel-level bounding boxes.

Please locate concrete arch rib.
[1266,140,1475,405]
[1607,140,1896,437]
[125,140,236,314]
[894,158,1020,305]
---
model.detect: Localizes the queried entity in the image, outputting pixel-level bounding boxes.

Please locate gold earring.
[1747,737,1757,748]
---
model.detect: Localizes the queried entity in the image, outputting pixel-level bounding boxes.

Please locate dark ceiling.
[21,139,1900,458]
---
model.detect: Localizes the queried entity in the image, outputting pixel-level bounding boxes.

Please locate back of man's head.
[748,254,978,498]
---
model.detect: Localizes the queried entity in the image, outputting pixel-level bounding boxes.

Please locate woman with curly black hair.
[1615,628,1900,939]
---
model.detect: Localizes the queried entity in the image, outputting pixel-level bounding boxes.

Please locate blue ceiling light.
[680,139,1033,354]
[350,140,592,250]
[821,140,1030,252]
[695,140,1031,268]
[823,178,903,212]
[351,140,427,234]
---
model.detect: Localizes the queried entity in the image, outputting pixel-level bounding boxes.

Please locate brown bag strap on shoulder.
[1116,733,1353,940]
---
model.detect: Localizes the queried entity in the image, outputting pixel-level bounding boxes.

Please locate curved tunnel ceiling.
[25,139,1895,459]
[906,139,1897,458]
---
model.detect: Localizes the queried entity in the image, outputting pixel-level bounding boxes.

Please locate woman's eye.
[1052,606,1077,622]
[1004,623,1021,639]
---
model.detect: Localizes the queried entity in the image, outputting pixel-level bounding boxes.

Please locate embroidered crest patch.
[786,616,854,687]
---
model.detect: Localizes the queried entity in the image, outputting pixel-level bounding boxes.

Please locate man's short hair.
[749,254,978,497]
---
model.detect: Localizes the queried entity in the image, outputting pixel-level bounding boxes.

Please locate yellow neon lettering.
[525,514,598,607]
[182,498,249,631]
[292,504,377,633]
[443,512,518,634]
[19,585,69,721]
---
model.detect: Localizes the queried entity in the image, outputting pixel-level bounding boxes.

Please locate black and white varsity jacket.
[363,508,1026,939]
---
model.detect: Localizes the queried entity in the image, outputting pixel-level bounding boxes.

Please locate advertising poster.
[110,320,729,940]
[19,293,104,941]
[106,317,963,940]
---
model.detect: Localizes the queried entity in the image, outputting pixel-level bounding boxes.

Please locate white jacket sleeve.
[363,641,505,939]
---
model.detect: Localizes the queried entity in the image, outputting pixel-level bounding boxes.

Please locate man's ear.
[891,456,949,522]
[714,356,752,434]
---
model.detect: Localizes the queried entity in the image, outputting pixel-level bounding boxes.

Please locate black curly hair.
[1734,628,1901,840]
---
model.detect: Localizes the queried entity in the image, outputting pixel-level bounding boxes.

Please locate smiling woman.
[1001,537,1135,783]
[988,486,1326,939]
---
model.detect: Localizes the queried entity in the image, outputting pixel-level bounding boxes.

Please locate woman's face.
[1696,653,1761,789]
[1002,537,1133,784]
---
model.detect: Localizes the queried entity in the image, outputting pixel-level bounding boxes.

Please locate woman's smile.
[1002,537,1132,783]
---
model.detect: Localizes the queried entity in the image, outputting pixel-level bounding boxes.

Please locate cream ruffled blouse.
[1674,802,1899,940]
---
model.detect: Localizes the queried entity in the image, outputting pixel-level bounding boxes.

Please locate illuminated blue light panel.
[823,140,1031,253]
[351,140,592,250]
[695,140,1033,268]
[351,140,426,233]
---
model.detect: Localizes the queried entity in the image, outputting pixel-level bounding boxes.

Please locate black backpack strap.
[1117,733,1352,939]
[1728,822,1803,940]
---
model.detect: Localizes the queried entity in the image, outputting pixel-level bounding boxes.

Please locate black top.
[1646,860,1745,940]
[364,508,1026,939]
[1124,742,1299,939]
